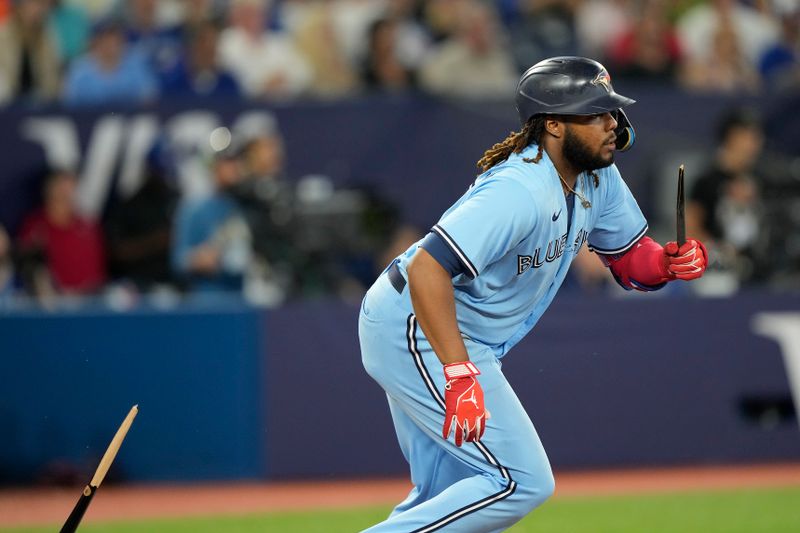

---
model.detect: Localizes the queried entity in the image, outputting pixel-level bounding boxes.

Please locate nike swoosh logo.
[552,209,562,222]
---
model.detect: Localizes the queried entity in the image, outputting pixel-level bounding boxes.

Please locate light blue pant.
[359,272,555,532]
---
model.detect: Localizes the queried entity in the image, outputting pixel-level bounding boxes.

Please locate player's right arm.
[407,247,469,365]
[408,246,486,447]
[407,176,536,445]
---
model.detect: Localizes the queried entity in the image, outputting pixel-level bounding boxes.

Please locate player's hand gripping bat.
[60,405,138,533]
[677,164,686,247]
[663,165,706,279]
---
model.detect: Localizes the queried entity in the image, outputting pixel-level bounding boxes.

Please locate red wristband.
[443,361,480,380]
[601,237,670,291]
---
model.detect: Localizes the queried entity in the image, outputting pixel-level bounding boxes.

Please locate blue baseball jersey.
[394,143,647,355]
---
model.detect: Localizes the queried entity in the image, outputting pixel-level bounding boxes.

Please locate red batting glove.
[663,239,708,281]
[442,361,486,447]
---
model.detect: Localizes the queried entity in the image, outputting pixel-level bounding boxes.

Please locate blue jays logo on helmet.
[591,69,612,93]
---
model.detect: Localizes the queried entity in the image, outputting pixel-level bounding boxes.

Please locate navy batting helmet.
[515,56,636,152]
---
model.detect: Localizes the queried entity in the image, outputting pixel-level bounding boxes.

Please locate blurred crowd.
[2,101,797,309]
[0,0,799,108]
[0,0,799,309]
[0,114,422,309]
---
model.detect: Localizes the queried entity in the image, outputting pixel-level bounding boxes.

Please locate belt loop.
[387,261,407,294]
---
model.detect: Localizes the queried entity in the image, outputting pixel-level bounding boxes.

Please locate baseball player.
[359,56,707,532]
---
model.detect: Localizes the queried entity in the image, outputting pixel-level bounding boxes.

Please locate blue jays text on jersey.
[517,227,590,275]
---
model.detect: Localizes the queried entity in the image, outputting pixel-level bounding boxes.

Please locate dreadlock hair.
[476,115,602,189]
[476,116,546,172]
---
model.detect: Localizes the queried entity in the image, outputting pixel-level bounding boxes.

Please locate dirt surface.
[3,463,800,527]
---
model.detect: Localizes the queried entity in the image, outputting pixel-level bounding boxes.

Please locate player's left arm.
[407,248,486,447]
[586,165,707,291]
[598,236,708,292]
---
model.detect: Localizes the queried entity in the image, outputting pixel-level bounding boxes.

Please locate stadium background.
[1,0,799,531]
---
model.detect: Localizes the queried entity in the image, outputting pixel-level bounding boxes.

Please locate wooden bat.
[677,164,686,247]
[60,405,138,533]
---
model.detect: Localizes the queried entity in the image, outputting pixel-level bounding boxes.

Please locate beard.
[563,126,614,172]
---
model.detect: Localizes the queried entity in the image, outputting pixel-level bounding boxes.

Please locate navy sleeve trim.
[587,223,648,255]
[629,278,667,292]
[431,224,479,279]
[419,231,467,278]
[610,270,666,292]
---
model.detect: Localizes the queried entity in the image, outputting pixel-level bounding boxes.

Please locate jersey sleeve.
[587,165,648,255]
[419,231,467,278]
[432,178,537,278]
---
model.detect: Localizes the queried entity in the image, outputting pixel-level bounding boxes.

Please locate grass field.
[4,486,799,533]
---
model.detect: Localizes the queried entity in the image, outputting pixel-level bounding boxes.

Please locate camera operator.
[228,114,370,301]
[228,119,295,265]
[224,116,298,304]
[224,113,412,302]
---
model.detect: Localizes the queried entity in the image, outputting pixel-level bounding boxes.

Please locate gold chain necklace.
[558,172,592,208]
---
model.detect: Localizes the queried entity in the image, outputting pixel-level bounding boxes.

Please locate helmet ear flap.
[614,108,635,152]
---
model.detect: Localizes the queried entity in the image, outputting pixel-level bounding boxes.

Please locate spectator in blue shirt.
[160,19,241,100]
[123,0,184,77]
[759,5,799,91]
[62,19,158,107]
[171,149,252,294]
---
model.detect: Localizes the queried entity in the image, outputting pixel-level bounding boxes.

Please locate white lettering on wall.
[752,312,800,428]
[19,109,279,215]
[77,115,126,217]
[21,117,80,171]
[118,115,160,199]
[164,111,221,199]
